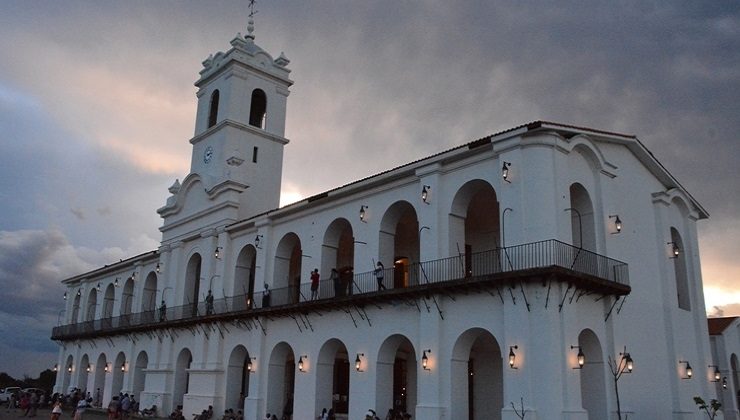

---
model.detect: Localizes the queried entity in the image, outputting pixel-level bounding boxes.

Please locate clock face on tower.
[203,146,214,164]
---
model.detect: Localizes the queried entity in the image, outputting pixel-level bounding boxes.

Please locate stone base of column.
[244,396,264,420]
[415,404,446,420]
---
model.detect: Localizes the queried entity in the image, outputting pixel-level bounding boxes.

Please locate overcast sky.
[0,1,738,379]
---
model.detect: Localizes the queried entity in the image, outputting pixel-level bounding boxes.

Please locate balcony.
[52,239,629,340]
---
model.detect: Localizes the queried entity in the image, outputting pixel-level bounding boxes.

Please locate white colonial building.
[53,19,728,420]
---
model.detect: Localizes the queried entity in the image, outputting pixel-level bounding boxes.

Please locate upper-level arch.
[379,201,420,289]
[121,278,134,316]
[103,284,115,318]
[141,272,158,313]
[184,253,202,314]
[321,218,354,297]
[568,183,596,251]
[273,233,302,304]
[86,289,98,321]
[449,179,500,274]
[234,244,257,309]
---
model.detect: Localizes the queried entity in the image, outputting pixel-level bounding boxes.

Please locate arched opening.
[569,183,596,251]
[86,289,98,321]
[142,272,158,319]
[103,284,115,318]
[76,354,89,395]
[578,329,607,419]
[112,352,126,396]
[321,218,355,298]
[132,351,148,402]
[670,227,691,310]
[315,339,350,416]
[173,348,193,410]
[93,353,107,404]
[208,90,220,128]
[62,355,74,393]
[379,202,420,290]
[450,328,503,420]
[449,180,500,276]
[225,345,250,412]
[266,342,295,419]
[184,254,202,315]
[273,233,302,305]
[376,335,417,417]
[249,89,267,128]
[234,245,257,310]
[121,278,134,316]
[72,293,81,323]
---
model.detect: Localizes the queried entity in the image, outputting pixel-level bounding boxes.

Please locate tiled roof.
[707,316,738,335]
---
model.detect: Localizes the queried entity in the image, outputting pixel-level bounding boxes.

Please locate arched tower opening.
[208,90,220,128]
[249,89,267,128]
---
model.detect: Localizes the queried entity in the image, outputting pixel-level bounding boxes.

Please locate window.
[671,227,691,310]
[249,89,267,128]
[208,90,220,128]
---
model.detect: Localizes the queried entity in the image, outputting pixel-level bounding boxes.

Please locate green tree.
[693,396,721,419]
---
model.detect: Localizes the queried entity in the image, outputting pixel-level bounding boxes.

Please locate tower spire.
[246,0,257,40]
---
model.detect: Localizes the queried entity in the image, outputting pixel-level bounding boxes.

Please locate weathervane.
[247,0,257,39]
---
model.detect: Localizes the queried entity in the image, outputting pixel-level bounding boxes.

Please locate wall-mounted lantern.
[63,292,67,300]
[502,162,512,183]
[214,247,222,259]
[156,263,162,273]
[114,277,120,287]
[355,353,364,372]
[255,235,263,249]
[508,345,518,369]
[86,364,92,373]
[422,349,431,371]
[359,205,369,223]
[722,376,728,389]
[667,242,680,258]
[67,364,73,373]
[709,365,721,382]
[96,283,101,292]
[53,364,58,372]
[130,271,136,281]
[680,360,693,379]
[298,355,307,372]
[247,357,256,373]
[609,215,622,234]
[571,345,585,369]
[421,185,431,204]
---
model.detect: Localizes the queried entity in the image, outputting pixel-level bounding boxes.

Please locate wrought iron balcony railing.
[52,239,629,339]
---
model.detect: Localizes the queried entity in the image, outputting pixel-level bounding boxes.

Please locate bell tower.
[158,14,293,240]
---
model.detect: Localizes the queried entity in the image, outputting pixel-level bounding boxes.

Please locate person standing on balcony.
[262,284,271,308]
[158,300,167,322]
[330,268,341,297]
[205,290,215,315]
[310,269,320,300]
[374,262,386,291]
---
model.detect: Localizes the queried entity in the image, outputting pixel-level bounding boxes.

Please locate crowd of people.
[1,387,156,419]
[4,389,45,417]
